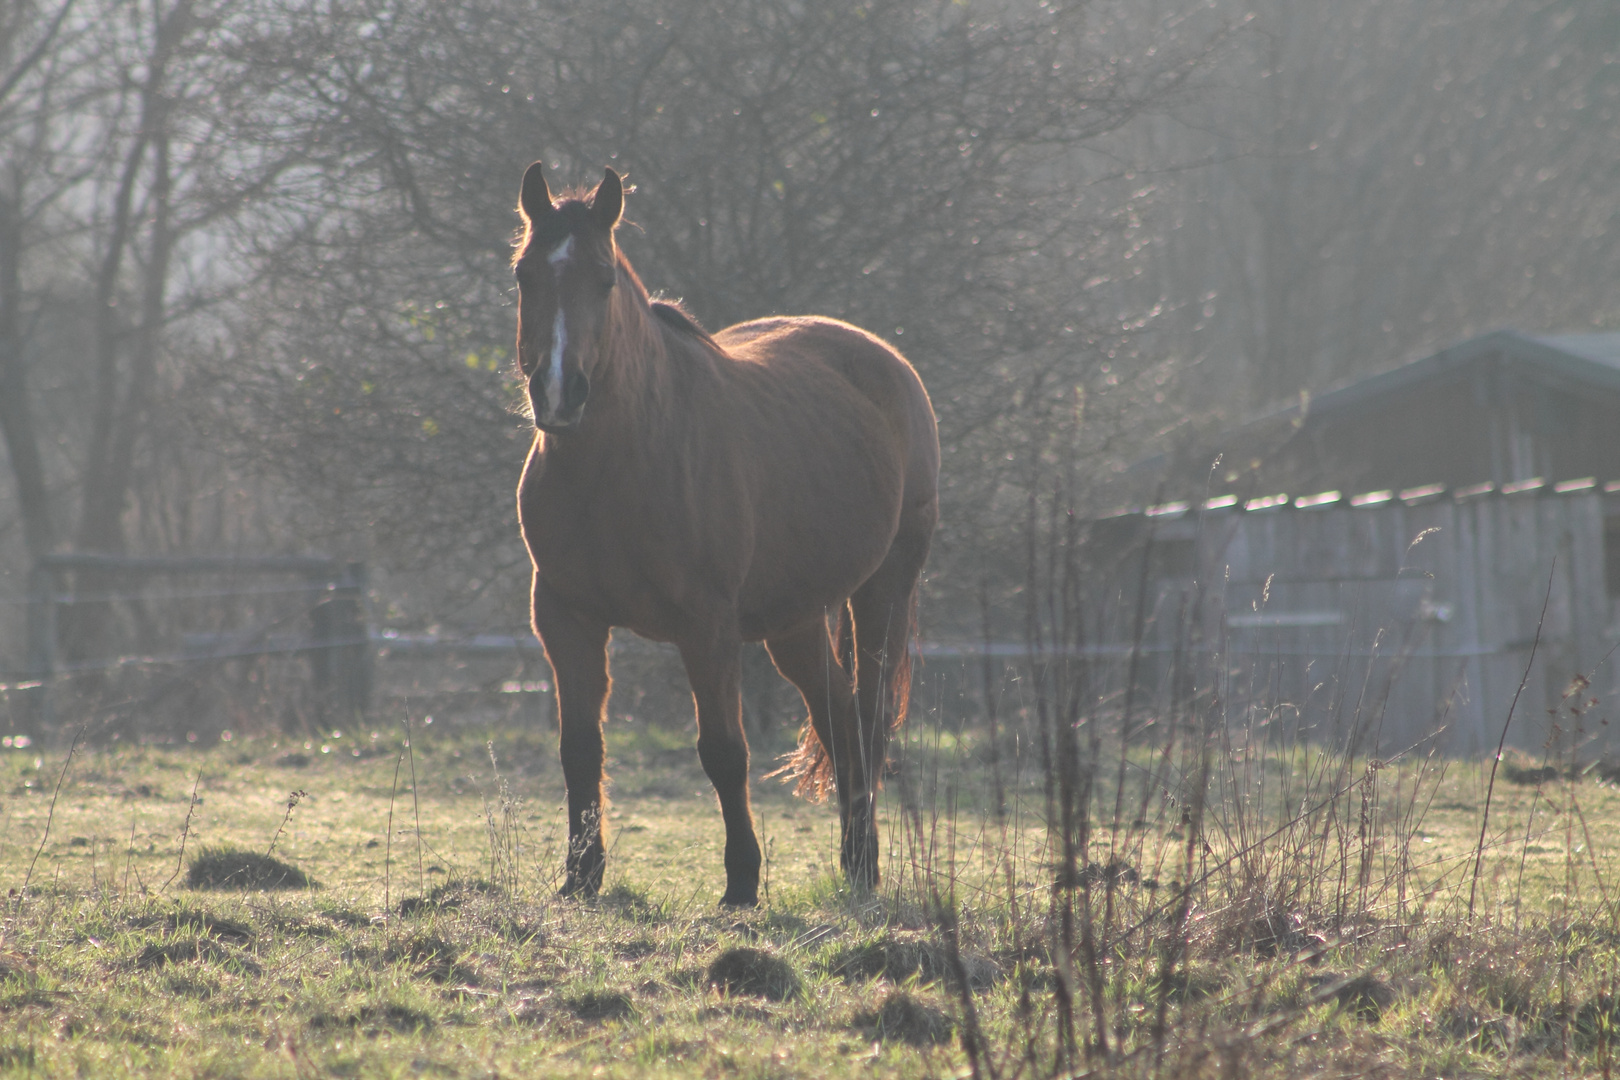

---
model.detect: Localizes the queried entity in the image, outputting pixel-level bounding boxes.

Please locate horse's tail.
[776,603,851,801]
[785,718,836,802]
[889,587,917,734]
[780,594,917,801]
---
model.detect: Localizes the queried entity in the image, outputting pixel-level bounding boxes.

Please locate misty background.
[1,0,1617,731]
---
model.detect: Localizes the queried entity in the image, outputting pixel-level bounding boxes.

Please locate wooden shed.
[1088,487,1614,756]
[1098,331,1620,756]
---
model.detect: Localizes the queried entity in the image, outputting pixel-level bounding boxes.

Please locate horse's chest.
[526,498,635,578]
[521,479,690,629]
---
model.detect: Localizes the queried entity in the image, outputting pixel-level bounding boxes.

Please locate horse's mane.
[649,297,717,347]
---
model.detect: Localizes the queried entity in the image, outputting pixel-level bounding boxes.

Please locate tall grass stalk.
[385,738,404,914]
[1469,561,1554,925]
[19,722,83,901]
[406,707,424,897]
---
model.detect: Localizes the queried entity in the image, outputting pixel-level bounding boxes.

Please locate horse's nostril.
[564,370,590,412]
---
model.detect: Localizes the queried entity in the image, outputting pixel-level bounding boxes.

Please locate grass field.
[3,701,1620,1079]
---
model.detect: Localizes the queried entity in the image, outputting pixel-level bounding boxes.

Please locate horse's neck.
[605,283,678,415]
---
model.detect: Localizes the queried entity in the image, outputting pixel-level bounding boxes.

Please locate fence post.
[309,561,371,722]
[337,561,373,716]
[24,563,55,734]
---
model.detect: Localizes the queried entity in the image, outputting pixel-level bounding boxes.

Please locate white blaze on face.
[547,307,567,416]
[541,236,574,420]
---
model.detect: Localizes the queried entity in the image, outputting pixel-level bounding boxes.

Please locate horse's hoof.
[839,856,880,892]
[718,892,759,909]
[840,847,881,891]
[558,876,600,899]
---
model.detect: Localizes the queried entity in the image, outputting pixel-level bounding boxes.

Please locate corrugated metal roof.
[1526,332,1620,368]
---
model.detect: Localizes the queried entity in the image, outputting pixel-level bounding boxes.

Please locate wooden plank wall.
[1083,492,1613,757]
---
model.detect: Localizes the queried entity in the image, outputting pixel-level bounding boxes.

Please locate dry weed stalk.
[160,762,204,894]
[265,789,307,861]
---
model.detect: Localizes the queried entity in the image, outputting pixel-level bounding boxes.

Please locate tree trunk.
[0,192,54,561]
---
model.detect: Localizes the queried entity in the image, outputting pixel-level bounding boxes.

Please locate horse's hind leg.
[533,583,611,897]
[844,529,930,886]
[764,619,871,882]
[677,617,762,907]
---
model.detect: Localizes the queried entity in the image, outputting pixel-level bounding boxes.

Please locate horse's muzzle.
[533,370,591,432]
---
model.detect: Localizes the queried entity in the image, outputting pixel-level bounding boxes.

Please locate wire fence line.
[6,553,371,730]
[0,580,352,607]
[0,547,1542,741]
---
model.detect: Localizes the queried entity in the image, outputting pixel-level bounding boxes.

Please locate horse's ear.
[519,161,553,223]
[590,167,623,229]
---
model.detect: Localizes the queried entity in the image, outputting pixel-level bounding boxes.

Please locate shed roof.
[1532,331,1620,366]
[1127,329,1620,500]
[1283,329,1620,424]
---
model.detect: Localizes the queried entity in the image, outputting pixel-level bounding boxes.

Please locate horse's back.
[716,315,922,410]
[716,316,939,501]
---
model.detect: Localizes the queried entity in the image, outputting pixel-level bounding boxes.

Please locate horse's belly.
[538,515,888,645]
[523,418,907,643]
[541,563,686,643]
[736,500,900,640]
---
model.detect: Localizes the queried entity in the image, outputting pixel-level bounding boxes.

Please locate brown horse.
[512,162,938,906]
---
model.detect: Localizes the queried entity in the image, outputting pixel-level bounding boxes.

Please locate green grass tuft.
[565,989,637,1021]
[185,845,314,890]
[706,946,800,1001]
[396,876,497,915]
[827,931,1001,991]
[309,1001,437,1034]
[851,989,955,1046]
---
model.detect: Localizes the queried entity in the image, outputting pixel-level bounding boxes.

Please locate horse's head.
[512,162,624,432]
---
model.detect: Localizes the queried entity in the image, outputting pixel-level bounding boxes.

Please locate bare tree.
[0,0,87,564]
[1122,0,1620,428]
[217,0,1225,632]
[0,0,320,668]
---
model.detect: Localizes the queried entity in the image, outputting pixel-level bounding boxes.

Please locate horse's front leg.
[533,581,612,897]
[678,619,762,907]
